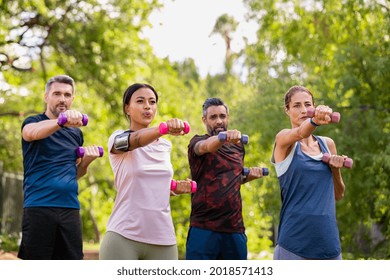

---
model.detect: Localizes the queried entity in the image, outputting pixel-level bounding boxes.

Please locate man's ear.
[202,116,206,125]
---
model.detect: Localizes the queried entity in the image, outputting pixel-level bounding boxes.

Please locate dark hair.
[284,85,314,109]
[202,97,229,117]
[45,75,75,94]
[122,83,158,120]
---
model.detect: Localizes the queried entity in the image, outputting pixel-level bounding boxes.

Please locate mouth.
[215,127,225,134]
[57,105,67,111]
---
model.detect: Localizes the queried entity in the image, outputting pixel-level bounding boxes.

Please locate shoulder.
[318,136,335,148]
[22,113,46,126]
[189,134,208,145]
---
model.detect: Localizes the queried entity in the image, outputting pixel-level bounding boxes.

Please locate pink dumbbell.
[171,180,197,193]
[307,107,340,123]
[58,112,89,126]
[77,146,104,158]
[159,121,190,135]
[322,153,353,169]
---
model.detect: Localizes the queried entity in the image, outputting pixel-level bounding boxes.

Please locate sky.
[143,0,258,77]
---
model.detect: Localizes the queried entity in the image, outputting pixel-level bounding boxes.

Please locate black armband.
[114,131,131,151]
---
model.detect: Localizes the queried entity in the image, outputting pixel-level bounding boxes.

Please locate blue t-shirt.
[271,136,341,259]
[21,113,83,209]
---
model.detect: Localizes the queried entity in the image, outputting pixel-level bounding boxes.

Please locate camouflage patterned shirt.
[188,134,245,233]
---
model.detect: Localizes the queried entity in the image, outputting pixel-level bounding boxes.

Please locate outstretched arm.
[194,130,242,156]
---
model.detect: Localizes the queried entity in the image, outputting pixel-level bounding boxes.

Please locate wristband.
[310,118,320,127]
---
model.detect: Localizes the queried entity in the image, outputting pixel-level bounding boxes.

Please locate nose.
[144,102,151,109]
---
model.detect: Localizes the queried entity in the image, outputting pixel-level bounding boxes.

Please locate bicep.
[273,129,301,162]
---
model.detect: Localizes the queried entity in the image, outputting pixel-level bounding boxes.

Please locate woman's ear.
[284,107,289,116]
[125,104,130,117]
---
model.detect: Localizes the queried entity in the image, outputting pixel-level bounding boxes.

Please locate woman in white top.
[99,83,193,260]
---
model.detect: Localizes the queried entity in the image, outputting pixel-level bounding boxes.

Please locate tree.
[242,0,390,259]
[211,14,239,74]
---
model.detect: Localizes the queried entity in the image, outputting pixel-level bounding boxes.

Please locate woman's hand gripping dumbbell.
[159,119,190,135]
[76,146,104,158]
[242,167,269,181]
[322,153,353,169]
[307,106,341,124]
[170,179,197,195]
[57,110,88,127]
[218,130,249,144]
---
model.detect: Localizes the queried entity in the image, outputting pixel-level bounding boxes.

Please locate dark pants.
[18,207,83,260]
[186,226,247,260]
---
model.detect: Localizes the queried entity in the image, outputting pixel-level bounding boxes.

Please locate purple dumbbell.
[218,132,249,144]
[159,121,190,135]
[77,146,104,158]
[307,107,340,123]
[58,112,89,126]
[242,167,269,177]
[171,180,197,193]
[322,153,353,169]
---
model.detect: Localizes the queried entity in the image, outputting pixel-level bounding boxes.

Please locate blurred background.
[0,0,389,259]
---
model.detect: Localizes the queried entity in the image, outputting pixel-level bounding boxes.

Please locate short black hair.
[202,97,229,117]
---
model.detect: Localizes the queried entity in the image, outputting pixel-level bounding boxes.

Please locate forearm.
[195,136,224,155]
[296,119,318,139]
[76,159,92,179]
[22,119,61,142]
[332,168,345,201]
[129,127,161,150]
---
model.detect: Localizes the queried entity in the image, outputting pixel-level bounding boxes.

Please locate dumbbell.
[322,153,353,169]
[242,167,269,177]
[58,112,89,126]
[77,146,104,158]
[159,121,190,135]
[218,132,249,144]
[307,107,340,123]
[171,180,197,193]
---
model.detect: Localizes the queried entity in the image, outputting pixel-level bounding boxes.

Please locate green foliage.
[1,0,389,260]
[0,231,20,252]
[244,0,390,259]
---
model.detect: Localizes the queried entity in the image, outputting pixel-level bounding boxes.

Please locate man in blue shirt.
[18,75,102,260]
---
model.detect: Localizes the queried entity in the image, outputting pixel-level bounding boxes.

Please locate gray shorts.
[274,244,342,260]
[99,231,178,260]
